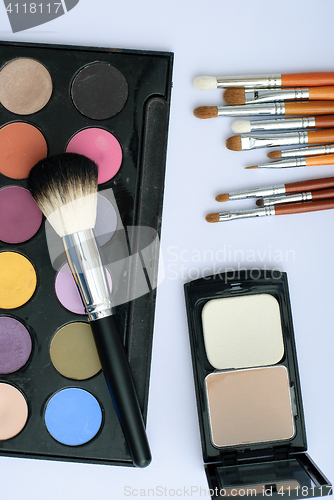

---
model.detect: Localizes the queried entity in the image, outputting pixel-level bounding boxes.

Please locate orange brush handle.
[305,154,334,166]
[275,198,334,215]
[309,87,334,100]
[307,129,334,144]
[282,73,334,87]
[285,102,334,115]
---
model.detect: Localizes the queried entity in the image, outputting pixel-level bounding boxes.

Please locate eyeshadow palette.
[0,40,173,465]
[184,270,331,498]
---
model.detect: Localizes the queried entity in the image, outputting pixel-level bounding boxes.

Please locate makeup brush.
[224,86,334,105]
[27,153,151,468]
[193,72,334,90]
[193,102,334,119]
[256,187,334,206]
[206,199,334,222]
[225,128,334,151]
[246,153,334,169]
[231,115,334,134]
[267,144,334,159]
[215,176,334,202]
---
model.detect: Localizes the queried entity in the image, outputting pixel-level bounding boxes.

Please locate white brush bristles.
[45,192,98,238]
[193,76,217,90]
[231,120,251,134]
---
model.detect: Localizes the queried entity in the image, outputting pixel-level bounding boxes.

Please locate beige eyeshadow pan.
[0,58,52,115]
[205,365,295,448]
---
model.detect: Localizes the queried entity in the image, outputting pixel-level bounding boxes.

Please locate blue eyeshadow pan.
[45,388,102,446]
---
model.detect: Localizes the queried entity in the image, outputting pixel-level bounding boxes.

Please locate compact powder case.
[0,40,173,466]
[184,270,331,497]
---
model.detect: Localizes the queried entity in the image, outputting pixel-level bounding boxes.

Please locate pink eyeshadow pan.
[66,128,122,184]
[55,263,113,315]
[0,186,43,244]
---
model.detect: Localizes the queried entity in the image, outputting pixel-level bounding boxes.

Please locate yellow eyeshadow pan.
[0,252,37,309]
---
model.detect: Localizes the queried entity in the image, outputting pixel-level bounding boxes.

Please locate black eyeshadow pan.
[71,62,129,120]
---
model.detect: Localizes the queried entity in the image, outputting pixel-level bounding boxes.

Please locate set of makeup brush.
[193,71,334,170]
[205,176,334,223]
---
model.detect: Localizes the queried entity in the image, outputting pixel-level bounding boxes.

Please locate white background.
[0,1,333,498]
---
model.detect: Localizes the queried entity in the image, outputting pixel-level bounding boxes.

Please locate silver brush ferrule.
[249,117,316,132]
[257,158,307,168]
[261,192,312,206]
[216,74,281,89]
[63,229,113,321]
[240,131,308,150]
[280,144,334,158]
[228,184,285,201]
[244,88,309,104]
[218,102,285,117]
[218,206,275,221]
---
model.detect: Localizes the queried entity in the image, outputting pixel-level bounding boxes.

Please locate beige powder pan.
[202,293,284,370]
[205,365,295,448]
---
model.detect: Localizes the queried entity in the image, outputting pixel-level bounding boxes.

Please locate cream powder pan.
[202,293,284,369]
[205,365,295,448]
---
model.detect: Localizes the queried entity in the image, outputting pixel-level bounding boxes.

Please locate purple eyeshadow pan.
[0,316,32,374]
[0,186,43,244]
[55,263,113,315]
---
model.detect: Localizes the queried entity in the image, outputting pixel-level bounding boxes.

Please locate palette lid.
[205,453,332,499]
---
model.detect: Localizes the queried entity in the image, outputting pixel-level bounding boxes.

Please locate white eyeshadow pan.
[202,293,284,370]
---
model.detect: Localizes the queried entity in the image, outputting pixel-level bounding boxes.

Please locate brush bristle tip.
[225,135,242,151]
[231,120,251,134]
[205,213,220,223]
[193,76,217,90]
[215,194,229,202]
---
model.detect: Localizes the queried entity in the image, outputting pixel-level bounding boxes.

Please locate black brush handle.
[91,315,151,468]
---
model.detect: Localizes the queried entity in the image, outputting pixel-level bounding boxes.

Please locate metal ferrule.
[257,158,307,168]
[240,131,308,150]
[228,184,285,201]
[217,102,285,117]
[216,74,281,89]
[218,206,276,221]
[280,144,334,158]
[63,229,113,321]
[261,192,312,206]
[244,88,309,104]
[249,117,316,131]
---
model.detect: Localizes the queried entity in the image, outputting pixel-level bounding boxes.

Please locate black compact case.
[184,270,331,498]
[0,41,173,465]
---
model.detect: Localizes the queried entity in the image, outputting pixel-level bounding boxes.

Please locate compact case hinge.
[274,445,290,461]
[219,451,238,466]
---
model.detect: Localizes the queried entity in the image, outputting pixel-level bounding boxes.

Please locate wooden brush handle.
[285,102,334,115]
[309,87,334,100]
[282,73,334,87]
[287,176,334,193]
[305,154,334,166]
[286,176,334,193]
[311,187,334,199]
[307,128,334,144]
[275,198,334,215]
[314,115,334,127]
